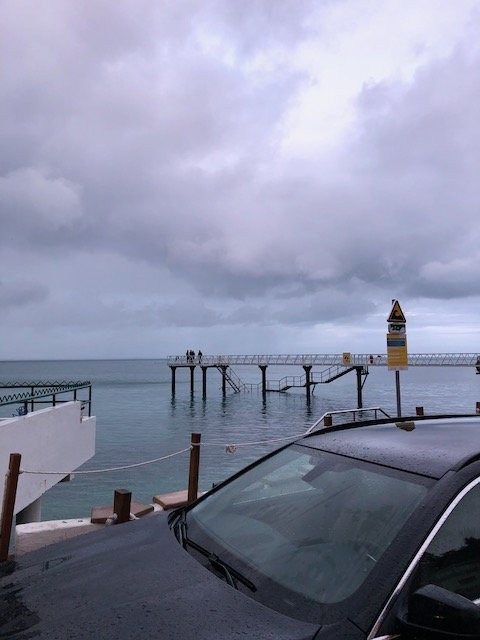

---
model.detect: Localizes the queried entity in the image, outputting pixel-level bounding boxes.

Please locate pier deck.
[168,353,479,367]
[167,353,480,404]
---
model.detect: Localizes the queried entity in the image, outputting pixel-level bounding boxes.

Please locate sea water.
[0,359,479,520]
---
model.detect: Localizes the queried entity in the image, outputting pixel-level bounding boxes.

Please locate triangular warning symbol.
[388,300,406,323]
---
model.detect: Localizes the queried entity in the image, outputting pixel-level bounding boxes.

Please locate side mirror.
[397,584,480,639]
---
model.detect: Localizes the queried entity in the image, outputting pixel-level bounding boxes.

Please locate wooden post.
[188,433,201,504]
[0,453,22,562]
[324,415,333,427]
[113,489,131,524]
[416,406,424,416]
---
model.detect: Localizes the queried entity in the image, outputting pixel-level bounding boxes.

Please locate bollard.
[324,415,333,427]
[0,453,22,562]
[113,489,132,524]
[476,402,480,415]
[416,406,424,416]
[188,433,201,504]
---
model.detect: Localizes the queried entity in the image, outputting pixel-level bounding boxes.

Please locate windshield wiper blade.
[174,514,256,592]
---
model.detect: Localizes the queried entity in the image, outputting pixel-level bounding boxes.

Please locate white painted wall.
[0,402,96,517]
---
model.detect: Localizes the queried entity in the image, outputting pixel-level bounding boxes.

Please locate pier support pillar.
[201,366,208,399]
[220,366,227,395]
[356,367,363,409]
[170,366,176,396]
[259,365,268,396]
[189,366,195,393]
[303,366,312,403]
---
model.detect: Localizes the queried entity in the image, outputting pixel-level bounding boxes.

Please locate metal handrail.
[167,353,480,367]
[0,381,93,416]
[304,406,391,434]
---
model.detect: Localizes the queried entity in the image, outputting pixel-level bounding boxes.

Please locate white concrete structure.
[0,402,96,524]
[15,504,164,555]
[15,518,104,554]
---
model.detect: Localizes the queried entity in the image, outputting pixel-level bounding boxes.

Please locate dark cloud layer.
[1,1,479,357]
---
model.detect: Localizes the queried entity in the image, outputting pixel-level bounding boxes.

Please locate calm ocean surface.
[1,359,479,520]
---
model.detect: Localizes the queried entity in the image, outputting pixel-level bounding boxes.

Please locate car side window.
[413,481,480,601]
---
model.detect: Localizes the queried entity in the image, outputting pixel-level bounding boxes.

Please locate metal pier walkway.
[167,353,479,404]
[168,353,479,367]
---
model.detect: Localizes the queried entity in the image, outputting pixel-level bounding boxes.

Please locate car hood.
[0,513,322,639]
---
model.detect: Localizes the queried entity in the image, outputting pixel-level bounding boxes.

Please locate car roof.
[300,416,480,479]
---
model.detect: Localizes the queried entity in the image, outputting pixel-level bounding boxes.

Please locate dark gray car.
[2,414,480,639]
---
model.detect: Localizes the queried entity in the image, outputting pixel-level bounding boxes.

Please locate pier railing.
[167,353,480,367]
[0,381,92,416]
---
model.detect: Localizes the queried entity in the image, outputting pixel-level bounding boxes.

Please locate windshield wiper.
[174,513,256,592]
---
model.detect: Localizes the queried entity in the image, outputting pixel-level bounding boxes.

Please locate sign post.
[387,300,407,417]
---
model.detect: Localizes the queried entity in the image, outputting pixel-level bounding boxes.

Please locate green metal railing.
[0,381,92,416]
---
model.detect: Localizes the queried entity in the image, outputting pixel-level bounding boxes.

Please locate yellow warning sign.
[387,300,406,324]
[342,352,351,365]
[387,333,408,370]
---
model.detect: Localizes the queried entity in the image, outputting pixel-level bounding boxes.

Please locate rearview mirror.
[397,584,480,639]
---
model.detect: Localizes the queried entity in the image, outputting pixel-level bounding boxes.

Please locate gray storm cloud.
[0,1,479,356]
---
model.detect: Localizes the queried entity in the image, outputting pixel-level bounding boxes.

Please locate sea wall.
[0,402,96,518]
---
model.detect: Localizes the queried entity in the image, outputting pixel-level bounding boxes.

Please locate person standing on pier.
[198,350,203,363]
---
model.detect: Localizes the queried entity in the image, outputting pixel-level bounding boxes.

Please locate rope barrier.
[19,430,309,475]
[196,433,307,449]
[20,447,191,476]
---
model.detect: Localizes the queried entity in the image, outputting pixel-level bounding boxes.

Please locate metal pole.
[0,453,22,562]
[88,385,92,416]
[189,366,195,393]
[201,366,207,399]
[188,433,201,504]
[395,370,402,417]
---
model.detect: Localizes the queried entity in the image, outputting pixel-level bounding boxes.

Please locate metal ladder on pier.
[215,366,244,393]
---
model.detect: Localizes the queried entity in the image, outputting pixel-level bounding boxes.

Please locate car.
[1,413,480,639]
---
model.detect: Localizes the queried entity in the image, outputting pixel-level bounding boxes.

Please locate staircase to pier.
[267,365,362,392]
[213,364,364,394]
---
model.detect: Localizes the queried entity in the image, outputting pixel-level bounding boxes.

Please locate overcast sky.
[1,1,479,359]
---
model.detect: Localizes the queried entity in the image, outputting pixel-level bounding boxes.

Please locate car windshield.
[185,444,432,620]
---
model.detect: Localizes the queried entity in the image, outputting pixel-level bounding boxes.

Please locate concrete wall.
[0,402,96,517]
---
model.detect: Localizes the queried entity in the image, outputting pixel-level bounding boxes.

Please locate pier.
[167,352,480,405]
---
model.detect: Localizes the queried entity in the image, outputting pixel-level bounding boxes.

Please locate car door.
[369,476,480,639]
